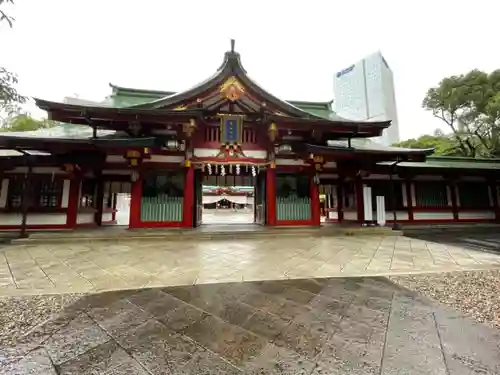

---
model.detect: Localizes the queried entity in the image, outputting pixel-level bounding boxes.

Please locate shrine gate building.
[1,41,500,234]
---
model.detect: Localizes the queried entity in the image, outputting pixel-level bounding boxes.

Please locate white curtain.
[202,195,248,205]
[202,196,223,204]
[225,196,248,205]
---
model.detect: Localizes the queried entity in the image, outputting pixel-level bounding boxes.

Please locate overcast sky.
[1,0,499,140]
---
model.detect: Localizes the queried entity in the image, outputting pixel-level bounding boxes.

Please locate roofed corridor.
[1,233,500,297]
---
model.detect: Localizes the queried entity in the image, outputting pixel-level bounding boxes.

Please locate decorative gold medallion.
[220,76,245,101]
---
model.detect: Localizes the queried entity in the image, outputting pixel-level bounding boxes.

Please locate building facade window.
[7,176,63,210]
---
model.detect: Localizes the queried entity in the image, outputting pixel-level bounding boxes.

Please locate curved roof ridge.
[127,42,335,119]
[109,83,176,96]
[287,99,334,106]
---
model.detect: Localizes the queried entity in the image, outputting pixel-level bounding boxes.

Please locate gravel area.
[389,269,500,329]
[0,294,82,347]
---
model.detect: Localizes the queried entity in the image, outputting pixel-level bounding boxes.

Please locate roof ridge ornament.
[230,39,235,53]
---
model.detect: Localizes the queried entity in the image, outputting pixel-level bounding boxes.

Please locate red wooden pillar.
[183,163,195,228]
[449,181,459,221]
[66,176,80,228]
[111,193,117,222]
[355,176,364,223]
[490,183,500,221]
[129,174,143,229]
[266,165,276,226]
[310,175,321,226]
[406,181,414,222]
[337,179,344,222]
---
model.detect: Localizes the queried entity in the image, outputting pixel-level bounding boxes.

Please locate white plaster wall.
[323,162,337,169]
[194,148,267,159]
[76,212,94,224]
[327,211,339,220]
[413,211,454,220]
[102,212,114,223]
[458,210,495,220]
[60,180,71,208]
[76,212,116,225]
[0,179,9,208]
[344,211,357,220]
[382,211,409,221]
[106,155,126,163]
[402,183,408,207]
[0,213,67,226]
[276,159,306,166]
[145,155,184,163]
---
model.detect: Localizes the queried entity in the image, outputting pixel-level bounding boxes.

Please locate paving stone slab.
[5,277,500,374]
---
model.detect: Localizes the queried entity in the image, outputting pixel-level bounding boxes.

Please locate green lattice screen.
[457,182,490,208]
[141,171,185,222]
[414,182,448,207]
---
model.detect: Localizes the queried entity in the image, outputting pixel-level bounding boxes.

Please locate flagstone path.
[1,235,500,296]
[2,277,499,374]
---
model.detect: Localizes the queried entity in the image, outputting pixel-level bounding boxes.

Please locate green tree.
[0,113,57,132]
[0,0,26,113]
[392,129,461,156]
[423,69,500,158]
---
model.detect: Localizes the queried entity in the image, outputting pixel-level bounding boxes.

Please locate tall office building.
[333,52,400,145]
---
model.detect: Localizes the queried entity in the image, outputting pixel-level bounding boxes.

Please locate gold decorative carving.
[215,144,247,159]
[268,122,278,142]
[174,105,187,111]
[220,76,245,101]
[182,118,197,137]
[309,154,325,171]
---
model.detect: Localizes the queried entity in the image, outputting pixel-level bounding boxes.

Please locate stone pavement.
[1,235,500,296]
[202,209,255,224]
[2,277,500,374]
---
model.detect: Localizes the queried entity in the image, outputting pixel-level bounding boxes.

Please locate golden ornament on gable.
[220,76,245,102]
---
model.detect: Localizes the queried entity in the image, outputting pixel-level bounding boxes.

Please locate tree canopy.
[392,129,461,156]
[0,113,57,132]
[0,0,25,113]
[422,69,500,158]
